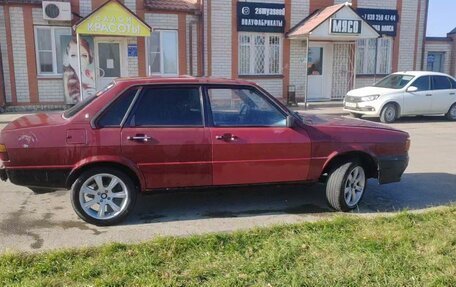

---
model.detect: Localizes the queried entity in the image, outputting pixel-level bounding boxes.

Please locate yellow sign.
[76,0,151,36]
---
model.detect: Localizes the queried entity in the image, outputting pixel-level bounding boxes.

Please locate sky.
[426,0,456,36]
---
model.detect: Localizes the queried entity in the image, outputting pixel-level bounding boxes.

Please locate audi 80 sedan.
[0,77,410,225]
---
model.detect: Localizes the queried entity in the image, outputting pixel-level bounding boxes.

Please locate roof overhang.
[74,0,151,37]
[287,2,379,41]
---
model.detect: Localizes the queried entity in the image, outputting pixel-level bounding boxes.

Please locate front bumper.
[343,101,381,116]
[377,155,409,184]
[0,167,7,181]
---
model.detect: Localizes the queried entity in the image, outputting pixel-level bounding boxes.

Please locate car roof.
[114,76,257,86]
[392,71,454,77]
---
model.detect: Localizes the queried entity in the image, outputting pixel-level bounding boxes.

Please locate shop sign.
[237,2,285,33]
[356,8,398,36]
[330,19,362,34]
[76,1,151,37]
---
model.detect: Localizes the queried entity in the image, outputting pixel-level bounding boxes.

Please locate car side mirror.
[286,115,296,128]
[407,86,418,92]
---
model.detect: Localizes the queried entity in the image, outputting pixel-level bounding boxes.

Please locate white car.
[343,71,456,123]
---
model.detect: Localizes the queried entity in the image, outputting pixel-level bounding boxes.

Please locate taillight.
[0,144,8,161]
[405,138,411,152]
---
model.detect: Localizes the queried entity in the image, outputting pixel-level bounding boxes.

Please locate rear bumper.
[377,155,409,184]
[4,168,70,189]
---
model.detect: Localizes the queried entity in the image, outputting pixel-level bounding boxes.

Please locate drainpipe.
[0,46,6,110]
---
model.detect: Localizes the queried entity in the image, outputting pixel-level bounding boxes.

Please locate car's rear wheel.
[380,103,397,123]
[445,103,456,121]
[326,161,367,211]
[71,167,137,226]
[350,112,362,119]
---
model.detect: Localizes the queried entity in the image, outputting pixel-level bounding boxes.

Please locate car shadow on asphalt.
[124,172,456,225]
[362,115,451,124]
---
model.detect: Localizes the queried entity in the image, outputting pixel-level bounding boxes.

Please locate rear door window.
[432,76,452,90]
[127,87,203,127]
[96,88,138,128]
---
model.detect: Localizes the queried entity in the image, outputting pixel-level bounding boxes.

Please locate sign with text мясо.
[356,8,399,37]
[237,2,285,33]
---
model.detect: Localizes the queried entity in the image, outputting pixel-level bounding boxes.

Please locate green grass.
[1,207,456,287]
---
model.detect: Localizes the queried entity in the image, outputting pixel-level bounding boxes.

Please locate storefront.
[0,0,430,109]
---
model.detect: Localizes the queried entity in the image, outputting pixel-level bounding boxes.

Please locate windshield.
[63,82,115,118]
[374,74,414,89]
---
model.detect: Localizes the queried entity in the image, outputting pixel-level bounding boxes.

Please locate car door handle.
[450,92,455,95]
[426,94,432,97]
[215,133,238,142]
[127,134,152,142]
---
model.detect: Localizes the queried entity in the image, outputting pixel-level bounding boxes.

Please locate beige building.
[0,0,431,110]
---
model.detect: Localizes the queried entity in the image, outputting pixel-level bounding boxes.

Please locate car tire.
[326,161,367,212]
[380,103,397,123]
[445,103,456,121]
[350,112,362,119]
[71,167,137,226]
[30,187,57,194]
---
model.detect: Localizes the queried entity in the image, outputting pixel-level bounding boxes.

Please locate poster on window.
[307,47,323,75]
[61,36,96,104]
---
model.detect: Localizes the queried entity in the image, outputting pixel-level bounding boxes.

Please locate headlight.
[360,94,380,102]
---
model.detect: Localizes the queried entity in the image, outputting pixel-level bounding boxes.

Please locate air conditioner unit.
[42,1,71,21]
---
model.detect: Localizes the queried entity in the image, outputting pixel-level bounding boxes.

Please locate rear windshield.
[63,82,115,118]
[374,74,414,89]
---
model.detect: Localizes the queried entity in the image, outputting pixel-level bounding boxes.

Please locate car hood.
[303,114,402,132]
[347,86,398,97]
[2,112,66,131]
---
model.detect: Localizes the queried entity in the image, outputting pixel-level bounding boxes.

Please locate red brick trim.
[231,0,238,79]
[23,6,39,104]
[136,0,147,76]
[197,18,203,76]
[4,5,17,104]
[413,0,422,70]
[351,0,358,8]
[178,13,187,75]
[71,0,80,15]
[392,0,403,72]
[282,0,291,101]
[309,0,333,13]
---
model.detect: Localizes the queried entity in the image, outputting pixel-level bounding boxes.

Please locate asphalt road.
[1,114,455,253]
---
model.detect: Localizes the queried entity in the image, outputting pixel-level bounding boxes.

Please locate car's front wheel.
[380,103,398,123]
[326,161,367,211]
[71,167,137,226]
[446,103,456,121]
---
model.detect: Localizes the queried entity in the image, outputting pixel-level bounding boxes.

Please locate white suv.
[344,71,456,123]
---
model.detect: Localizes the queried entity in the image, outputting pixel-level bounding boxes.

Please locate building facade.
[424,28,456,77]
[0,0,430,110]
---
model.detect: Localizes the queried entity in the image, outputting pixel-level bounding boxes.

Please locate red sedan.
[0,77,409,225]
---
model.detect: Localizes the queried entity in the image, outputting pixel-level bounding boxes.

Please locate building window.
[427,52,445,72]
[148,30,178,75]
[239,33,282,76]
[35,26,72,75]
[356,37,392,75]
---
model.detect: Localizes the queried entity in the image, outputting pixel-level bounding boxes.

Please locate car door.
[205,86,312,186]
[121,85,212,189]
[402,76,432,115]
[430,76,455,113]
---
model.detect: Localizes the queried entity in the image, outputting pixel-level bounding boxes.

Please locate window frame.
[147,29,179,76]
[356,37,393,76]
[34,26,72,76]
[410,76,431,92]
[238,32,283,76]
[203,84,288,128]
[426,52,445,72]
[123,85,205,128]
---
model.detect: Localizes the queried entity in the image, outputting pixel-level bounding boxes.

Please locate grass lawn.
[1,206,455,287]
